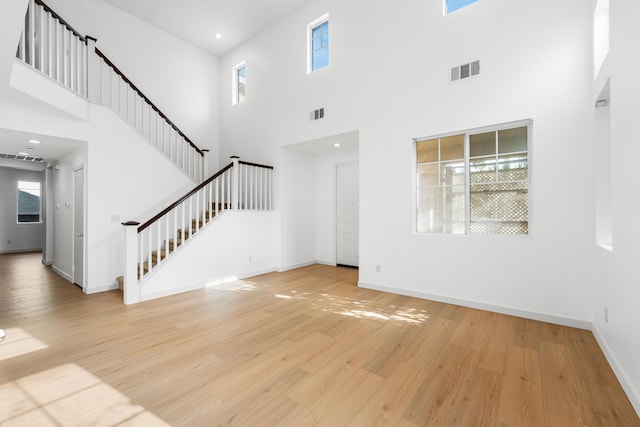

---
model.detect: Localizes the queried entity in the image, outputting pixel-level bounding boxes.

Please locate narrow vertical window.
[307,14,329,73]
[17,180,41,223]
[232,61,246,105]
[445,0,478,14]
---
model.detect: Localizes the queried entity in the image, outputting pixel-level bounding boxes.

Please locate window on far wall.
[17,180,41,223]
[445,0,478,14]
[308,14,329,73]
[416,121,530,235]
[232,61,246,105]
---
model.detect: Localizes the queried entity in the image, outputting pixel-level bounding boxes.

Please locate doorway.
[336,162,359,267]
[73,166,84,288]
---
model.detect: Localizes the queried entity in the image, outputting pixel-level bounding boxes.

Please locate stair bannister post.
[86,36,100,103]
[202,149,210,183]
[122,221,141,305]
[231,156,239,210]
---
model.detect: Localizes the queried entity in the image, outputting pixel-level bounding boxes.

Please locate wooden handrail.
[35,0,87,42]
[138,162,234,233]
[94,48,204,157]
[239,160,274,170]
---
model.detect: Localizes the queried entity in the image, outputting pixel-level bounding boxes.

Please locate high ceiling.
[103,0,312,57]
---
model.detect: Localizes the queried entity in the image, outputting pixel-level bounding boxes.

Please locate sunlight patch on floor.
[0,328,48,362]
[207,279,258,292]
[0,364,169,426]
[271,291,431,325]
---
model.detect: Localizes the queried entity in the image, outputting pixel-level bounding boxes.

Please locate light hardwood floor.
[0,252,638,426]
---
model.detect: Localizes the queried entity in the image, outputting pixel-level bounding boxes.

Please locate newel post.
[122,221,141,305]
[231,155,240,210]
[86,36,100,102]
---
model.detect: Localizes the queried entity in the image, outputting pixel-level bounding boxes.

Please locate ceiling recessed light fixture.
[333,143,341,148]
[27,139,41,144]
[215,33,222,39]
[18,152,30,156]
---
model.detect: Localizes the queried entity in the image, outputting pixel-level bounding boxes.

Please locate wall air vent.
[310,107,325,121]
[0,152,44,162]
[451,60,480,82]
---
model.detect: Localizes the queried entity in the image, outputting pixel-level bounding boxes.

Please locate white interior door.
[336,163,359,267]
[73,167,84,288]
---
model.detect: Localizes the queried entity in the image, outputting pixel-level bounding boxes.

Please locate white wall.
[140,211,275,301]
[0,166,45,253]
[85,104,194,292]
[45,0,221,171]
[279,148,316,270]
[0,74,195,291]
[221,0,596,324]
[592,0,640,414]
[0,0,28,88]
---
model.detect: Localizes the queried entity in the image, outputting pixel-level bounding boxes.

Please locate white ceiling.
[285,131,359,157]
[103,0,312,57]
[0,128,84,168]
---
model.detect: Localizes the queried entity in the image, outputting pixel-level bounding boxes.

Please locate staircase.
[115,201,231,289]
[15,0,205,182]
[10,0,275,302]
[121,158,274,304]
[116,200,231,286]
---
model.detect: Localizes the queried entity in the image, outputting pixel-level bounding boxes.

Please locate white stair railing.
[91,48,204,182]
[15,0,205,182]
[16,0,88,96]
[122,158,274,305]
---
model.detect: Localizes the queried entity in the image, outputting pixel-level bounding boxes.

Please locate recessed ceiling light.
[18,152,30,156]
[215,33,222,39]
[333,143,341,147]
[27,139,41,144]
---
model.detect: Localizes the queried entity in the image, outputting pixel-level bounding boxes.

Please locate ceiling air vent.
[0,152,44,162]
[451,60,480,82]
[310,107,325,121]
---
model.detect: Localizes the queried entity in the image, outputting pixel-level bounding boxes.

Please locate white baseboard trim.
[358,281,591,330]
[592,325,640,417]
[239,267,278,279]
[52,265,72,283]
[141,268,277,302]
[85,283,119,294]
[141,281,204,302]
[317,260,338,267]
[277,261,317,273]
[0,248,42,254]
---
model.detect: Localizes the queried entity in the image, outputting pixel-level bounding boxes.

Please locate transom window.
[416,121,530,235]
[307,14,329,73]
[17,180,41,223]
[232,61,246,105]
[445,0,478,14]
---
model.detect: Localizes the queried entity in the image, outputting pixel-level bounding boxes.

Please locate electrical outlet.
[249,256,252,262]
[6,239,11,244]
[110,215,120,223]
[376,265,381,273]
[605,306,608,323]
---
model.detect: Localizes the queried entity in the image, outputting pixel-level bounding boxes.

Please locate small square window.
[445,0,478,14]
[232,61,246,105]
[17,180,41,223]
[307,14,329,73]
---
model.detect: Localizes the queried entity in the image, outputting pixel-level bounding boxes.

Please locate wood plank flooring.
[0,252,638,426]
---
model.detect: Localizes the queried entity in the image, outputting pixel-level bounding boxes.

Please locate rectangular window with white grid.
[415,121,530,235]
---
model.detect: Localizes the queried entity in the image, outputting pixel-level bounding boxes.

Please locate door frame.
[72,164,86,291]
